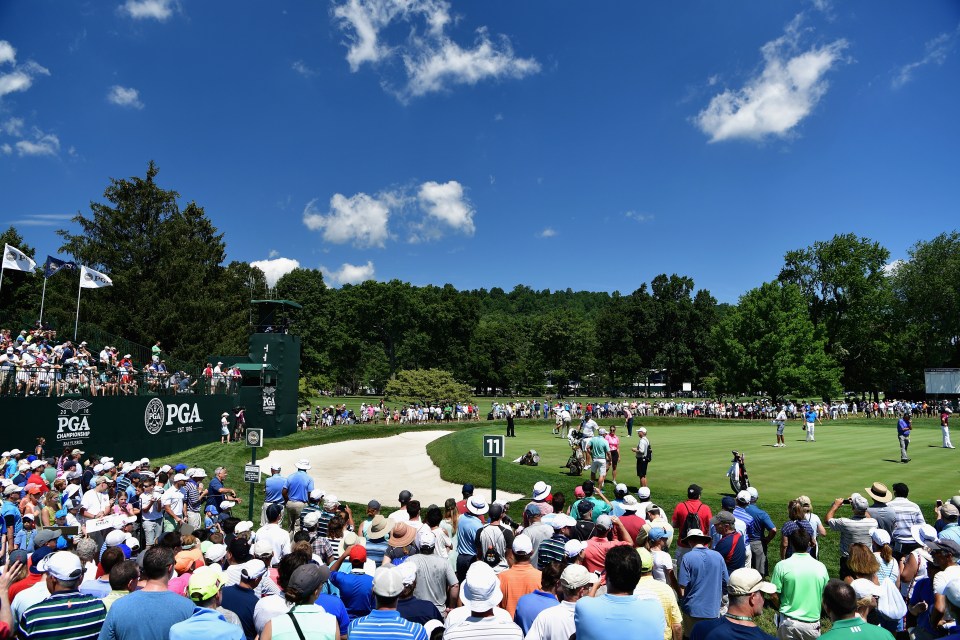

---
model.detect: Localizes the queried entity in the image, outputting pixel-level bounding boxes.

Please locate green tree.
[892,231,960,387]
[712,281,842,400]
[779,233,895,395]
[57,161,249,364]
[0,227,41,325]
[384,368,473,405]
[275,268,330,377]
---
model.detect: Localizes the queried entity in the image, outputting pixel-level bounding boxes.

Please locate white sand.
[259,431,523,507]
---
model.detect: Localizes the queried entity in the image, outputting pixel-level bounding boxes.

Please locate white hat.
[140,457,150,464]
[101,457,113,463]
[467,496,489,516]
[416,528,437,548]
[637,486,652,500]
[373,566,405,597]
[870,528,891,547]
[912,524,938,547]
[125,535,140,549]
[105,530,127,547]
[219,500,236,509]
[240,559,267,581]
[681,528,712,544]
[736,490,751,505]
[322,495,339,510]
[235,521,254,534]
[551,513,577,529]
[728,568,777,596]
[295,459,311,470]
[115,514,137,527]
[159,465,172,474]
[851,578,882,599]
[173,473,189,482]
[396,561,418,586]
[9,448,22,455]
[622,495,639,512]
[1,452,8,458]
[512,534,533,555]
[40,551,84,581]
[637,427,647,433]
[560,564,597,589]
[191,468,207,478]
[532,481,551,501]
[303,512,322,528]
[93,464,104,473]
[747,487,759,501]
[564,539,587,558]
[461,562,503,611]
[253,539,274,557]
[205,543,228,563]
[309,489,325,501]
[30,459,44,469]
[270,463,282,471]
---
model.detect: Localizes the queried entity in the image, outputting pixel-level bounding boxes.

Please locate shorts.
[221,426,230,436]
[776,421,785,435]
[610,450,620,468]
[590,459,607,476]
[636,459,649,477]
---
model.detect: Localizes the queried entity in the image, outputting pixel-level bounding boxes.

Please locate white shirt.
[80,489,109,522]
[256,523,292,566]
[253,594,288,635]
[445,605,514,629]
[161,486,185,518]
[12,580,50,622]
[389,509,410,523]
[524,600,575,640]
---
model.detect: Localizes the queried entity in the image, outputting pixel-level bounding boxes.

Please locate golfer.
[774,405,787,448]
[588,429,611,491]
[897,413,912,463]
[942,405,955,449]
[804,406,821,442]
[631,427,650,488]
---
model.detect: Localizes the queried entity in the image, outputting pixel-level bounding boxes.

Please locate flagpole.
[39,277,48,325]
[0,267,4,301]
[74,273,82,341]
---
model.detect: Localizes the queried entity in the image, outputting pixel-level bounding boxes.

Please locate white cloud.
[695,16,847,143]
[625,211,655,223]
[416,180,475,237]
[1,117,24,136]
[9,214,73,226]
[538,227,557,238]
[303,193,392,248]
[321,261,376,286]
[120,0,175,21]
[0,41,15,66]
[107,85,144,109]
[332,0,538,99]
[882,259,904,276]
[494,112,503,121]
[291,60,317,77]
[892,25,959,89]
[1,143,11,155]
[15,130,60,157]
[251,257,301,287]
[268,249,280,259]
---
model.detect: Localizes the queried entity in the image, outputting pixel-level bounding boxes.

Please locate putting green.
[429,417,957,509]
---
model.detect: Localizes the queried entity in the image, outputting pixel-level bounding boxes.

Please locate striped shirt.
[888,498,925,544]
[299,503,321,530]
[18,590,107,640]
[348,609,427,640]
[444,616,523,640]
[537,535,568,570]
[827,515,877,556]
[316,510,335,539]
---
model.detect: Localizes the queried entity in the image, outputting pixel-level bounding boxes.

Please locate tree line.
[2,163,957,400]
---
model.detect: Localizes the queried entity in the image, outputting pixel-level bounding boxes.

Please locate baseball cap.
[712,511,735,526]
[512,534,533,555]
[637,487,651,500]
[870,528,891,547]
[721,496,736,510]
[728,568,777,596]
[564,539,587,558]
[187,565,224,602]
[736,490,751,505]
[596,515,613,530]
[349,545,368,562]
[253,539,274,558]
[687,484,702,498]
[372,566,404,597]
[941,503,959,518]
[851,578,881,599]
[240,559,267,581]
[551,513,577,529]
[944,579,960,607]
[40,551,84,581]
[461,483,474,495]
[29,546,56,573]
[560,564,596,589]
[850,493,869,512]
[367,499,381,510]
[205,544,228,563]
[288,564,329,598]
[106,530,127,547]
[637,547,654,572]
[396,561,417,586]
[416,528,437,548]
[621,495,639,512]
[648,527,670,542]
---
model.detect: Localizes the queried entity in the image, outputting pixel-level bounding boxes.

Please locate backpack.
[680,501,705,541]
[645,443,653,462]
[483,543,502,567]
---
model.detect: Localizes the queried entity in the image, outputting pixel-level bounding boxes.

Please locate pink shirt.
[604,434,619,451]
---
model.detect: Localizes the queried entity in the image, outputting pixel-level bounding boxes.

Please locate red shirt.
[9,572,43,601]
[671,499,713,548]
[456,499,467,515]
[619,513,647,544]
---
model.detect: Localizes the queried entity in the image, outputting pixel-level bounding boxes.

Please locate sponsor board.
[57,399,93,446]
[144,398,205,435]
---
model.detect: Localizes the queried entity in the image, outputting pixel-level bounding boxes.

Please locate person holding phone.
[826,494,878,579]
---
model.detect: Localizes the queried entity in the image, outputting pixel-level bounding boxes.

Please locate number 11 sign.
[482,434,504,501]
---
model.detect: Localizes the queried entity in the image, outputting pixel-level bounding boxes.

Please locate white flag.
[2,244,36,273]
[80,265,113,289]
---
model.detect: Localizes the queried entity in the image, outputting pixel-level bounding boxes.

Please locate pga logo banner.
[144,398,203,435]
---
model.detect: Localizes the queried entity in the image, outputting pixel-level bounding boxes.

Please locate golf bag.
[565,430,586,475]
[727,450,750,493]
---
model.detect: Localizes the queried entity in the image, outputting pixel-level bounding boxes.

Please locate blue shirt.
[206,477,226,510]
[14,528,35,552]
[220,584,259,639]
[264,474,286,503]
[733,507,756,542]
[575,594,666,640]
[2,500,21,536]
[170,607,244,640]
[329,570,375,619]
[805,410,817,423]
[456,513,483,556]
[397,596,443,626]
[691,617,775,640]
[316,593,351,637]
[897,419,911,437]
[714,533,747,575]
[514,590,559,634]
[98,589,195,640]
[284,471,314,503]
[939,523,960,545]
[348,609,427,640]
[744,505,776,542]
[678,547,730,618]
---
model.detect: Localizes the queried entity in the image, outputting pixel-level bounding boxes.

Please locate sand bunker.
[259,431,523,507]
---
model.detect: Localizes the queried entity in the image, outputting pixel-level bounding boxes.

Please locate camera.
[842,498,852,505]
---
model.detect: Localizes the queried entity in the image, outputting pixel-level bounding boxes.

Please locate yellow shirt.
[635,574,683,640]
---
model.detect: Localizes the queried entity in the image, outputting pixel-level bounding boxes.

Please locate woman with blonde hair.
[797,495,827,557]
[845,542,880,584]
[40,490,60,527]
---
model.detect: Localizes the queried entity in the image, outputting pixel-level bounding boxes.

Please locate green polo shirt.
[770,553,829,622]
[820,617,895,640]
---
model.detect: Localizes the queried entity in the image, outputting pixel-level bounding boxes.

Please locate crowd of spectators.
[1,436,959,640]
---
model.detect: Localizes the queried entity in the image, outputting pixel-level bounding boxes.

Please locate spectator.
[394,562,442,626]
[826,493,878,579]
[260,563,340,640]
[524,564,592,640]
[770,528,829,640]
[744,488,777,577]
[455,485,474,516]
[712,511,747,576]
[780,501,816,560]
[537,514,575,570]
[256,504,291,566]
[634,548,683,640]
[570,481,612,523]
[690,568,776,640]
[403,528,459,615]
[329,545,375,619]
[98,546,194,640]
[678,528,729,637]
[522,505,553,567]
[476,503,514,574]
[865,482,896,537]
[390,491,413,523]
[220,559,266,639]
[497,534,542,617]
[261,464,285,527]
[513,562,560,634]
[928,539,960,631]
[102,560,139,611]
[619,496,647,543]
[170,566,244,640]
[18,551,106,640]
[819,579,893,640]
[444,562,521,639]
[888,483,925,559]
[582,515,631,573]
[672,484,713,564]
[348,567,427,640]
[253,552,348,639]
[575,545,666,640]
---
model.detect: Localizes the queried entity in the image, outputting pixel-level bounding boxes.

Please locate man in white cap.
[537,514,577,570]
[261,463,285,527]
[404,528,460,616]
[456,496,489,582]
[677,528,729,637]
[445,562,521,638]
[637,486,654,519]
[395,561,443,626]
[349,566,428,640]
[283,459,314,531]
[18,551,107,638]
[826,493,879,578]
[688,567,777,640]
[631,427,651,488]
[162,473,189,532]
[525,564,593,640]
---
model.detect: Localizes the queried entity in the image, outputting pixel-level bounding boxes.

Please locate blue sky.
[1,1,958,302]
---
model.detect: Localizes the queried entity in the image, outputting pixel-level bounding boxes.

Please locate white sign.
[84,516,115,533]
[244,464,261,483]
[57,399,92,444]
[682,382,692,392]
